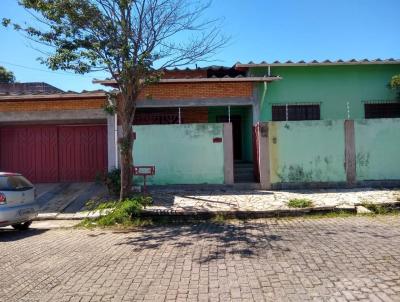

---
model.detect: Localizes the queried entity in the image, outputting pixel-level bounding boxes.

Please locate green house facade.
[239,60,400,122]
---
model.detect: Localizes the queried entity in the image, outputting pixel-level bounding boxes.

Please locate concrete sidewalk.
[148,187,400,213]
[35,187,400,220]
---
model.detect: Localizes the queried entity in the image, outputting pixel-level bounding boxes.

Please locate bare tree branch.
[4,0,229,199]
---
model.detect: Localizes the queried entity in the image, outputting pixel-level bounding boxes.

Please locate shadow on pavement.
[0,228,47,242]
[112,221,289,263]
[150,190,274,208]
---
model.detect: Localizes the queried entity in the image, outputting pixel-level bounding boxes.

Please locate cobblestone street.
[1,216,400,302]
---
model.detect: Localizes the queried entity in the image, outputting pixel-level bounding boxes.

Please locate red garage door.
[0,125,107,183]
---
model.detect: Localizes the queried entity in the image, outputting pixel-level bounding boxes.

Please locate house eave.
[92,76,282,86]
[0,92,106,101]
[235,60,400,68]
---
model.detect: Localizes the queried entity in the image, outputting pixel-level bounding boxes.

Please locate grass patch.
[287,198,314,208]
[210,213,229,224]
[304,210,355,220]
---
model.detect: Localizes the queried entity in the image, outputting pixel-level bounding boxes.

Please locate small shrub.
[288,198,314,208]
[361,202,390,215]
[81,196,152,227]
[104,168,121,196]
[211,213,228,224]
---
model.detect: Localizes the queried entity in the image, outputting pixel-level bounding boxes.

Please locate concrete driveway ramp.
[35,183,108,214]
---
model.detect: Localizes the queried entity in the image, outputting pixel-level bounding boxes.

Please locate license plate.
[18,208,34,216]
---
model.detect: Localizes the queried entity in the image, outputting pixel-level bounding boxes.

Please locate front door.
[216,115,242,160]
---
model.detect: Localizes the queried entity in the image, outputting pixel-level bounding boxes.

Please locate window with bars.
[272,104,320,121]
[134,108,179,125]
[364,102,400,119]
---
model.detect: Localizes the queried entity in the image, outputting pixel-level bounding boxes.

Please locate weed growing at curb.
[288,198,314,208]
[211,214,229,224]
[303,210,354,219]
[79,196,152,228]
[77,197,400,229]
[360,202,400,215]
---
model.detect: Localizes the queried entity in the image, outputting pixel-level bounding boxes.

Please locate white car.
[0,172,39,230]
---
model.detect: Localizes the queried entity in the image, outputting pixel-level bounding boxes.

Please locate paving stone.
[148,188,400,213]
[1,215,400,301]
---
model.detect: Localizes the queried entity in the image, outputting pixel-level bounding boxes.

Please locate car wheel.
[11,221,32,231]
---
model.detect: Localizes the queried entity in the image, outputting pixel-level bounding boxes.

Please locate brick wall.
[181,107,208,123]
[138,82,253,100]
[0,98,105,112]
[0,81,253,113]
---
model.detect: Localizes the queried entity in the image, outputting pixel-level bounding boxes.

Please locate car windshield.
[0,175,34,191]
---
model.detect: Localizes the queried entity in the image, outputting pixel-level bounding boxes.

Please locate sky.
[0,0,399,92]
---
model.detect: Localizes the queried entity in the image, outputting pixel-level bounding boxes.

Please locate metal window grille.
[364,102,400,119]
[272,104,320,121]
[134,108,179,125]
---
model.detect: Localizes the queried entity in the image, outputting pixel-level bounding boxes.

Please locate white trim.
[236,60,400,68]
[347,102,351,119]
[114,113,118,168]
[269,101,322,106]
[285,104,289,121]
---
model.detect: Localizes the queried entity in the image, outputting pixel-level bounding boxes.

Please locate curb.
[141,206,356,220]
[35,210,112,221]
[35,205,357,221]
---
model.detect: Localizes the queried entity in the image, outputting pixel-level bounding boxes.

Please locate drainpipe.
[268,65,271,77]
[228,105,231,123]
[178,107,182,124]
[114,113,118,168]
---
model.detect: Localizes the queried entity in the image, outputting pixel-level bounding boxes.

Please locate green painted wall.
[208,106,253,162]
[252,64,400,121]
[355,118,400,181]
[269,120,346,183]
[132,123,225,185]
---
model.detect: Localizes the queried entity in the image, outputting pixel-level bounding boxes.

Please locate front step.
[234,162,255,183]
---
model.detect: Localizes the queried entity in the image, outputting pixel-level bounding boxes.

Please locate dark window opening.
[272,104,320,121]
[134,108,179,125]
[365,102,400,119]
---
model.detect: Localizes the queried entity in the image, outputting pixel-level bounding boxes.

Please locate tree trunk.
[119,122,134,200]
[118,81,139,201]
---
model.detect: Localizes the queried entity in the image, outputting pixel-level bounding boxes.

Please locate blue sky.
[0,0,399,92]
